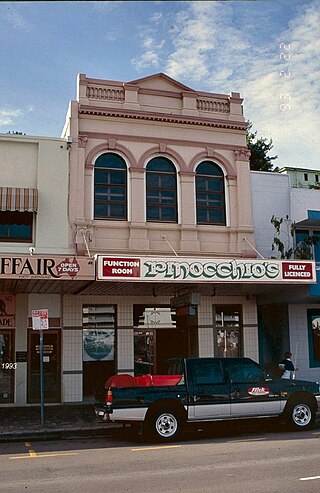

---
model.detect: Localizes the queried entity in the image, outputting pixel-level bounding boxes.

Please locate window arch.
[94,153,127,220]
[146,157,177,222]
[196,161,226,225]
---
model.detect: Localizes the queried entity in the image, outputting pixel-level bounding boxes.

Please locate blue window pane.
[95,153,126,169]
[11,224,32,239]
[207,179,223,192]
[160,175,175,188]
[0,224,9,237]
[147,157,175,172]
[147,207,160,220]
[110,204,126,217]
[94,204,108,217]
[147,174,161,188]
[109,172,126,185]
[161,207,175,220]
[95,169,109,183]
[196,161,223,176]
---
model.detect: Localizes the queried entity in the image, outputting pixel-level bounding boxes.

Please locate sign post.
[32,309,49,427]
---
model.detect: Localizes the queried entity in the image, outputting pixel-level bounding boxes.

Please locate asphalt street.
[1,422,320,493]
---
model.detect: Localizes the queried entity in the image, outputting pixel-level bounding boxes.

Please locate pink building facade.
[59,73,315,402]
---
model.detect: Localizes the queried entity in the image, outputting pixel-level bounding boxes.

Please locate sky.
[0,0,319,169]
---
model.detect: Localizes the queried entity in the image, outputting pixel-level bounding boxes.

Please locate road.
[1,421,320,492]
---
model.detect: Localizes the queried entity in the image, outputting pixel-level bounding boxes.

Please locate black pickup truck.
[95,357,320,441]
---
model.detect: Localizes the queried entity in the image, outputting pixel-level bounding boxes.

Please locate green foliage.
[271,215,318,260]
[246,122,278,172]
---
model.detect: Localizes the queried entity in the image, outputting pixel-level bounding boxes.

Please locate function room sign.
[97,256,316,284]
[0,256,95,280]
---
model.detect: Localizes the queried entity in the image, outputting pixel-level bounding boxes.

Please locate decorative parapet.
[197,98,230,113]
[86,84,125,102]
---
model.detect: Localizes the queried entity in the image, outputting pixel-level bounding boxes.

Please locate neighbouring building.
[0,133,94,406]
[279,166,320,189]
[251,170,320,381]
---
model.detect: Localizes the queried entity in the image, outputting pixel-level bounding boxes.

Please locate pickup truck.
[94,357,320,441]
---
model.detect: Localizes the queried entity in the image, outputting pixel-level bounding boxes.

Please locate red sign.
[32,309,49,330]
[102,258,140,278]
[282,262,313,280]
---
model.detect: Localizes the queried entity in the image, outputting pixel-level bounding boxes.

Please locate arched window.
[146,157,177,222]
[94,153,127,220]
[196,161,226,225]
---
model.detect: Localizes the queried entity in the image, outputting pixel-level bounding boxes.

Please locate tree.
[271,215,318,260]
[246,122,278,172]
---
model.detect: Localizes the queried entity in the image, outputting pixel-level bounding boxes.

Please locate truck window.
[228,360,264,383]
[193,360,224,385]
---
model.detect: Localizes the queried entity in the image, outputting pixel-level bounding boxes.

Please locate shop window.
[82,305,116,398]
[0,211,33,242]
[146,157,177,222]
[94,153,127,220]
[295,229,320,260]
[196,161,226,225]
[213,305,242,357]
[307,310,320,367]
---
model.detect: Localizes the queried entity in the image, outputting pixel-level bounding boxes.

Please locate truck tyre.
[145,407,184,442]
[286,400,316,431]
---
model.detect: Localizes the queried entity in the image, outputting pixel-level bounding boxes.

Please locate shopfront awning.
[0,187,38,212]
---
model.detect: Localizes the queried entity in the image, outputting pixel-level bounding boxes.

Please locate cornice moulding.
[78,105,247,131]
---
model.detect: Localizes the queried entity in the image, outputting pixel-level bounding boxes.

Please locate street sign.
[32,309,49,330]
[31,308,48,427]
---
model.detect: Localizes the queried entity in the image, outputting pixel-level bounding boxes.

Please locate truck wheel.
[146,407,183,442]
[286,401,316,431]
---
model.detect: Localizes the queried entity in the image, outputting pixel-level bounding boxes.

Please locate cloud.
[165,2,250,84]
[154,0,320,168]
[234,0,320,167]
[0,5,31,31]
[131,11,166,72]
[0,105,33,126]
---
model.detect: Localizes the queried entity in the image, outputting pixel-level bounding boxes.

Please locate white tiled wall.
[62,294,260,402]
[198,296,214,356]
[288,304,320,382]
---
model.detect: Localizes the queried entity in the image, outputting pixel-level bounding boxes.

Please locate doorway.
[27,329,61,403]
[0,329,15,403]
[133,305,198,374]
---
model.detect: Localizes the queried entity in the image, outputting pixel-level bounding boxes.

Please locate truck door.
[227,358,281,417]
[187,358,230,420]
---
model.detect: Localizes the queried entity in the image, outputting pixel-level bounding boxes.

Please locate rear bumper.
[94,406,112,421]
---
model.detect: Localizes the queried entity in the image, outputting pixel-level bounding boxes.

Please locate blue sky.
[0,0,319,169]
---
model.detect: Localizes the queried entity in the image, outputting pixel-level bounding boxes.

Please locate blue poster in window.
[83,329,114,361]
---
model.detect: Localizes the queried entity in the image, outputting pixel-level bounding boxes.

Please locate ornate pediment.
[128,72,194,94]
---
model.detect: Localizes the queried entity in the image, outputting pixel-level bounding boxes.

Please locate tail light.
[106,389,113,404]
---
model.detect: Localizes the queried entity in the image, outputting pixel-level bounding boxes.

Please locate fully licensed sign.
[97,256,316,283]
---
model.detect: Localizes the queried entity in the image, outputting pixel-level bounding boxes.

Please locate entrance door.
[27,330,61,403]
[133,305,198,375]
[0,330,15,403]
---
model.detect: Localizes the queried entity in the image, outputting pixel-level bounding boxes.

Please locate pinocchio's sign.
[0,256,94,280]
[97,256,316,284]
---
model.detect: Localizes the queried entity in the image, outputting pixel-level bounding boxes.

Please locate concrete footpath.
[0,404,120,442]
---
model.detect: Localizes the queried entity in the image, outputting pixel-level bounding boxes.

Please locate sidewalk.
[0,404,120,442]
